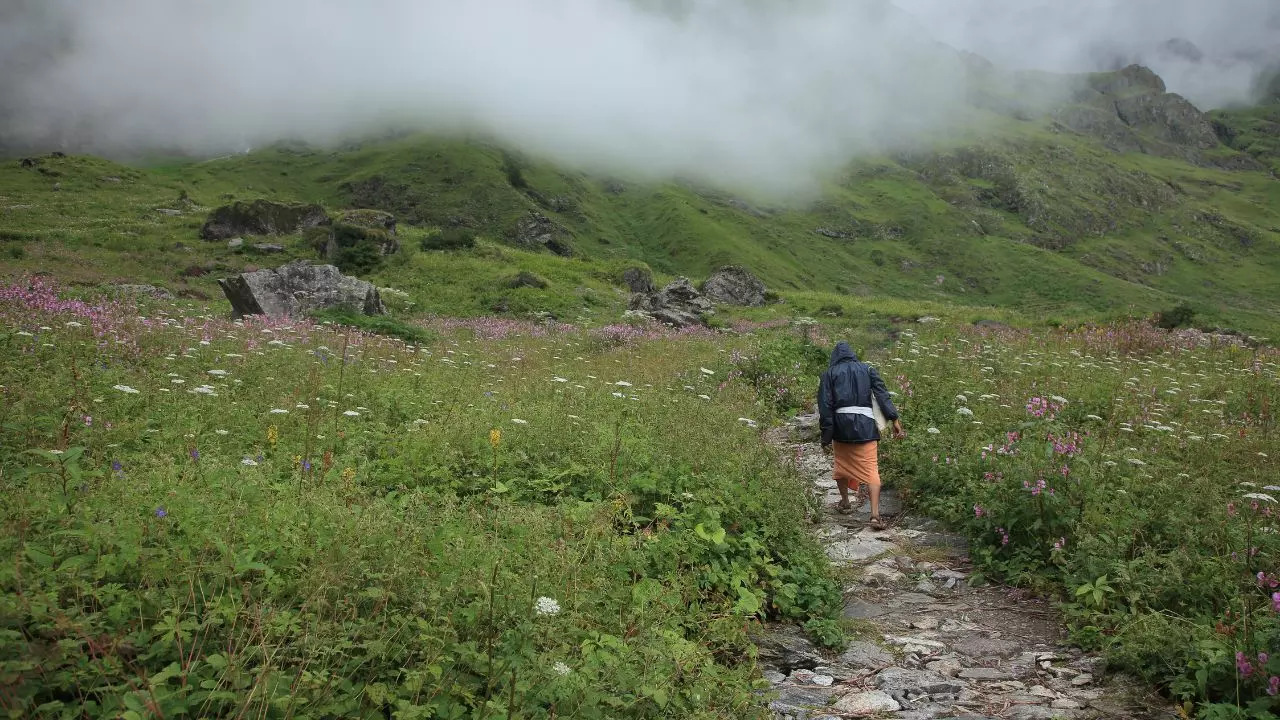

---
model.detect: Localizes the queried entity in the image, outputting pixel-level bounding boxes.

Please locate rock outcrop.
[1055,64,1224,164]
[218,261,385,319]
[338,209,397,235]
[200,200,330,241]
[701,265,767,306]
[620,266,655,294]
[627,277,715,327]
[510,212,573,256]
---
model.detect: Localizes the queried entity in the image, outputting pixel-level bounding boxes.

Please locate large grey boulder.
[627,277,715,327]
[620,266,655,294]
[700,265,767,306]
[218,261,385,319]
[200,200,330,240]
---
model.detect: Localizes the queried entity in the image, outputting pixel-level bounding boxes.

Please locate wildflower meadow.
[0,279,840,719]
[2,277,1277,718]
[873,323,1279,717]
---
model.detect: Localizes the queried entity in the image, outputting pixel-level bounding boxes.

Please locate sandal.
[869,516,886,531]
[836,499,854,515]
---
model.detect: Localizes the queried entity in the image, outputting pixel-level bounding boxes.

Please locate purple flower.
[1259,652,1269,665]
[83,415,92,427]
[1237,651,1254,677]
[1269,676,1279,696]
[1272,592,1280,612]
[973,504,985,518]
[111,460,123,473]
[190,448,200,461]
[154,507,167,518]
[302,458,312,472]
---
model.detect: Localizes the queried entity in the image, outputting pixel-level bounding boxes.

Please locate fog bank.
[1,0,1276,194]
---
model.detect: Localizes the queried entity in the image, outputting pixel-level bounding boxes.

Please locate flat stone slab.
[875,666,965,697]
[837,641,894,669]
[832,690,900,715]
[889,592,938,606]
[952,636,1023,659]
[751,626,824,671]
[1007,705,1078,720]
[958,667,1013,680]
[826,536,897,563]
[770,684,835,710]
[863,564,906,583]
[843,600,892,619]
[884,635,947,654]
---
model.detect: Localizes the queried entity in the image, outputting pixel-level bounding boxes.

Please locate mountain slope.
[1,67,1278,335]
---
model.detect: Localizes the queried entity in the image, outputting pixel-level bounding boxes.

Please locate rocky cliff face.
[1053,65,1235,166]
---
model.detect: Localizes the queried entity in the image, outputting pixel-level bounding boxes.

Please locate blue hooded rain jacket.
[817,342,899,445]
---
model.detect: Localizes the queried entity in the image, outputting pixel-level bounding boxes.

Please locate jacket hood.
[829,342,857,367]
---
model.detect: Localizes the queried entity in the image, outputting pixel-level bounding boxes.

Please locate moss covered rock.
[199,200,330,241]
[338,209,397,236]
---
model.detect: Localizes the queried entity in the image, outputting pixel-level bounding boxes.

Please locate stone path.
[754,424,1175,720]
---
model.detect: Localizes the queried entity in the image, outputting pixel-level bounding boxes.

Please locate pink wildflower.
[1237,651,1254,677]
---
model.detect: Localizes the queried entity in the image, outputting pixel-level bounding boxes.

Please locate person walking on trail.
[817,341,905,530]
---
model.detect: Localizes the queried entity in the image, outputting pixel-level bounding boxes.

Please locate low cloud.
[1,0,1275,196]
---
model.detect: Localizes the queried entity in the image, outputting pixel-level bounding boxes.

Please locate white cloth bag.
[871,395,889,435]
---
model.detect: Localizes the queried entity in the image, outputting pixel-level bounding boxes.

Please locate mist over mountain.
[898,0,1280,110]
[1,0,1277,195]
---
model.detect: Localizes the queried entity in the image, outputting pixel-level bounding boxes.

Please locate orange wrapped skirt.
[832,440,880,492]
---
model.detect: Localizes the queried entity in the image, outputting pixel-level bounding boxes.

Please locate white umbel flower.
[534,596,561,616]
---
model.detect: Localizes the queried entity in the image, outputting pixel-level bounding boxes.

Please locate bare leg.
[836,477,850,506]
[868,442,884,529]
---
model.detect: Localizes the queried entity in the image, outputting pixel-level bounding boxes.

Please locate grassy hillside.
[1,74,1279,337]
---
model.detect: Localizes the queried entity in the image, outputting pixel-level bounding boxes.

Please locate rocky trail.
[753,421,1176,720]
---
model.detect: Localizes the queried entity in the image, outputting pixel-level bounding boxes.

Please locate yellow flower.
[341,467,356,482]
[266,424,279,448]
[292,454,302,467]
[489,428,502,449]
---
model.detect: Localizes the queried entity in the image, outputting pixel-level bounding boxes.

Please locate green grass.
[1212,103,1280,174]
[2,101,1278,336]
[0,285,846,719]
